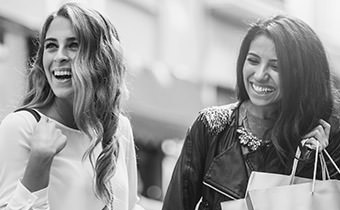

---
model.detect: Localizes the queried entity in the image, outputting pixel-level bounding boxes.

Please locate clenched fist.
[30,116,67,157]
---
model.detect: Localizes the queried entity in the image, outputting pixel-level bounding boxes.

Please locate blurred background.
[0,0,340,209]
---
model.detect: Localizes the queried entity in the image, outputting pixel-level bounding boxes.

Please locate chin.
[53,91,74,101]
[249,98,279,107]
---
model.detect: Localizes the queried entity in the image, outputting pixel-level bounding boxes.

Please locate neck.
[39,98,77,129]
[245,100,279,120]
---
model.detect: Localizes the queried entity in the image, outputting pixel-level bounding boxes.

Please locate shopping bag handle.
[290,145,340,193]
[319,152,330,180]
[290,143,319,193]
[323,149,340,175]
[291,144,320,193]
[289,147,301,181]
[311,143,319,193]
[321,150,334,179]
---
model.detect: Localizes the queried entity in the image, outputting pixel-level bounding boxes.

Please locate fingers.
[319,119,330,136]
[56,134,67,154]
[301,119,330,151]
[31,116,67,155]
[302,137,320,150]
[303,126,323,139]
[37,115,50,125]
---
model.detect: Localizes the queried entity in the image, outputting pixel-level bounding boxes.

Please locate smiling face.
[43,16,79,103]
[243,34,281,108]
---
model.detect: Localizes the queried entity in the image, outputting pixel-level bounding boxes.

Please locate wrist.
[30,148,57,159]
[22,151,54,192]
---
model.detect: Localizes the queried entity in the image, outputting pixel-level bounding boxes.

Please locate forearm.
[21,152,54,193]
[4,152,54,210]
[4,181,49,210]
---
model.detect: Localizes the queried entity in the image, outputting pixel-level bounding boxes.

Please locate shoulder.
[116,114,136,160]
[197,102,239,136]
[116,114,133,143]
[0,110,37,133]
[0,110,38,149]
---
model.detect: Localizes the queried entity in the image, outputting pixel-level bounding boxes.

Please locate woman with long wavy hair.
[0,3,140,210]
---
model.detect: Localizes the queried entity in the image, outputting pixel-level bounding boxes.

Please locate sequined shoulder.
[198,102,239,135]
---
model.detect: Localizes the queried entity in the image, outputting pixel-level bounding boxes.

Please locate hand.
[29,116,67,157]
[301,119,330,151]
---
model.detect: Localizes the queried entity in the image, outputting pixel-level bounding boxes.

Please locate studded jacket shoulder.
[197,102,239,136]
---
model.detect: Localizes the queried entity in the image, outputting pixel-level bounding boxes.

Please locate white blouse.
[0,110,139,210]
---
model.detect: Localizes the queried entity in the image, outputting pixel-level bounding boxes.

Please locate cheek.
[42,53,53,83]
[242,66,250,83]
[272,72,280,86]
[42,52,49,70]
[69,51,77,60]
[272,73,281,98]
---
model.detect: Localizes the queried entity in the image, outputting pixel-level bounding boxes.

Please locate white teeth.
[53,70,72,76]
[252,83,274,93]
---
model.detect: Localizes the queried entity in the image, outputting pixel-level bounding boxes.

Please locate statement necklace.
[237,127,264,151]
[236,109,271,151]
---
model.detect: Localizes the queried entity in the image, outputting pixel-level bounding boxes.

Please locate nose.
[253,64,269,81]
[53,47,70,63]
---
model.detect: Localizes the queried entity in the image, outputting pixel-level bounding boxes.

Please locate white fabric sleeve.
[4,181,49,210]
[121,117,144,210]
[0,112,49,210]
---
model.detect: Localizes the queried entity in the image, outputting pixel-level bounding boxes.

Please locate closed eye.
[44,42,58,50]
[68,41,79,51]
[246,57,259,65]
[270,63,278,71]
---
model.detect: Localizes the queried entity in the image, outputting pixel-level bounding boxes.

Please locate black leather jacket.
[162,102,340,210]
[162,103,252,210]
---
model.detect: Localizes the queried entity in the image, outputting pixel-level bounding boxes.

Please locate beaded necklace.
[237,107,272,151]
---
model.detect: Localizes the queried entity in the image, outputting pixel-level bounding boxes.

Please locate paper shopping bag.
[247,178,340,210]
[222,147,340,210]
[220,165,312,209]
[246,149,340,210]
[246,171,311,191]
[220,172,335,210]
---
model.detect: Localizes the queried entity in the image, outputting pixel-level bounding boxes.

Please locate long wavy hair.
[22,3,126,207]
[236,15,334,169]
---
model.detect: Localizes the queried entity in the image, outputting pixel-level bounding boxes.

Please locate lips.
[52,68,72,80]
[251,82,275,95]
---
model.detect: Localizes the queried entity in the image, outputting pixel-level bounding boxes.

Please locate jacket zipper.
[202,181,237,200]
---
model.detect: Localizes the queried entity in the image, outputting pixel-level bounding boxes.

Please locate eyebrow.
[247,52,278,62]
[44,37,78,44]
[247,52,259,57]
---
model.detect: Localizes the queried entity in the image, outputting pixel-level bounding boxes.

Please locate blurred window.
[117,0,158,15]
[216,85,237,106]
[260,0,285,6]
[0,27,4,44]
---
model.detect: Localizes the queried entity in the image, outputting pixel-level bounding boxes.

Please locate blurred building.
[0,16,36,119]
[0,0,340,205]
